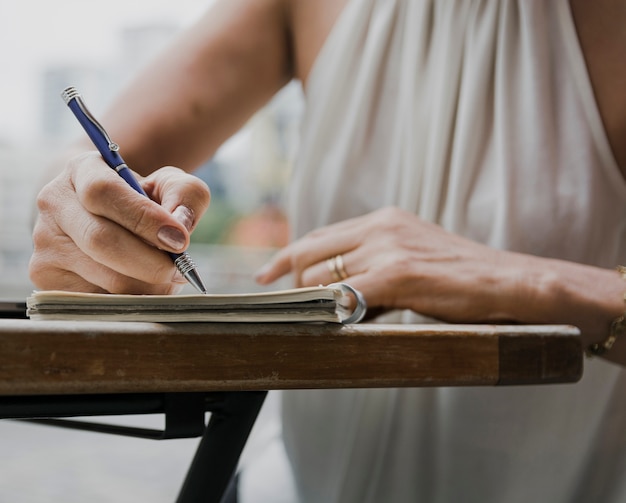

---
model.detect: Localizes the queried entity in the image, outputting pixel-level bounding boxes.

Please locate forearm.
[100,0,293,176]
[39,0,291,182]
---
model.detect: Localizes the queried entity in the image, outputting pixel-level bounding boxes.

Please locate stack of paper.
[26,283,367,324]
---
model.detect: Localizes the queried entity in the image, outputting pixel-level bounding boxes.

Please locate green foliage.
[190,197,240,244]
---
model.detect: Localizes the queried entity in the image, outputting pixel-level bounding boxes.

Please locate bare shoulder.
[285,0,350,85]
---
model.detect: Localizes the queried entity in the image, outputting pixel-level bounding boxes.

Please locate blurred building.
[40,23,180,144]
[41,65,113,142]
[0,147,47,297]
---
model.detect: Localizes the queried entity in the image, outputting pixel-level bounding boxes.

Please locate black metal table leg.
[176,391,267,503]
[1,390,268,503]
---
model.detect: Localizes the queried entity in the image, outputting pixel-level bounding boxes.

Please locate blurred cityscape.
[0,21,304,298]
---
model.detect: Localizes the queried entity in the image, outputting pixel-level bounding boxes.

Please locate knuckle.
[158,165,182,177]
[125,201,155,236]
[81,219,118,253]
[149,260,176,284]
[293,256,313,282]
[105,274,135,295]
[79,177,118,210]
[35,185,53,213]
[31,231,50,254]
[190,176,211,200]
[36,179,66,214]
[30,220,49,250]
[31,218,68,260]
[292,252,309,271]
[173,174,211,211]
[300,267,317,286]
[28,256,47,286]
[29,258,64,290]
[376,206,400,223]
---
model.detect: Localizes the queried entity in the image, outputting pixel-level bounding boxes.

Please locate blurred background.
[0,1,303,500]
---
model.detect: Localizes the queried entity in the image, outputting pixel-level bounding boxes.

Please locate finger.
[68,154,192,253]
[30,229,185,295]
[254,218,368,285]
[287,219,365,267]
[299,251,358,287]
[340,272,383,309]
[31,258,185,295]
[30,248,107,294]
[70,214,184,286]
[254,246,298,285]
[143,166,211,233]
[34,198,184,289]
[254,238,351,286]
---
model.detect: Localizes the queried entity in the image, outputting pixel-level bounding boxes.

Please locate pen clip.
[61,86,119,153]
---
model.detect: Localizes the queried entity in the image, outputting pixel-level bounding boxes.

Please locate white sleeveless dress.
[275,1,626,502]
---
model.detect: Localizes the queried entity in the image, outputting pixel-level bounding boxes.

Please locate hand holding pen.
[53,86,208,294]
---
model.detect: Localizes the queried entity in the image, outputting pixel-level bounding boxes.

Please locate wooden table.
[0,319,583,502]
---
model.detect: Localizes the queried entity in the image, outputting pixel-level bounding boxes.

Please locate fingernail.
[172,205,194,231]
[158,226,186,250]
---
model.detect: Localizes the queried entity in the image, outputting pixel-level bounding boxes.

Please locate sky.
[0,0,211,144]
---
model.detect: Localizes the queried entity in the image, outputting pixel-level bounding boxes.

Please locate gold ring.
[326,255,349,282]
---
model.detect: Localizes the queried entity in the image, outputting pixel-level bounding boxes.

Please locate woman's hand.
[255,207,525,323]
[256,206,626,363]
[29,151,210,294]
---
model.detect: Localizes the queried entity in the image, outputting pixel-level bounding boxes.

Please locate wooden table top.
[0,320,583,396]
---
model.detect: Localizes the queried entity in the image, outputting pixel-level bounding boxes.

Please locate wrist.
[586,266,626,358]
[506,256,625,348]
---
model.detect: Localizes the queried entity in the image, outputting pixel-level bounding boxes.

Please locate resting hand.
[29,152,210,294]
[255,207,534,323]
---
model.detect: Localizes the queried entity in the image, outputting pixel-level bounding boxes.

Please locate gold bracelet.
[586,266,626,357]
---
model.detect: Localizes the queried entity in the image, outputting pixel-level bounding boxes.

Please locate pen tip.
[185,269,208,295]
[173,252,207,294]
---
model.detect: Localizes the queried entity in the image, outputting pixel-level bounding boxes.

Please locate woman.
[30,0,626,501]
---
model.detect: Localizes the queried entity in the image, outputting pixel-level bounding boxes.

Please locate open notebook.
[26,283,367,324]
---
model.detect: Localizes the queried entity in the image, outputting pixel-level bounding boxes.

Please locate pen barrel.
[66,100,118,162]
[64,93,127,173]
[116,165,148,197]
[62,86,208,294]
[64,95,147,197]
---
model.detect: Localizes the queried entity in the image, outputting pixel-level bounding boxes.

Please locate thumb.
[171,205,195,232]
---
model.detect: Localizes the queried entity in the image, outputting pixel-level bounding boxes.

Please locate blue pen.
[61,86,208,294]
